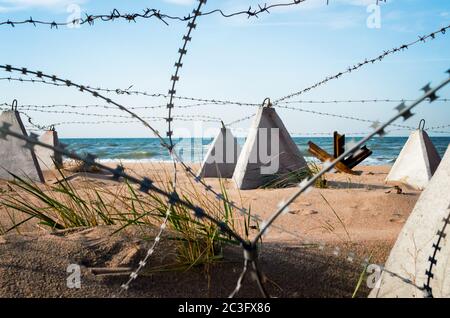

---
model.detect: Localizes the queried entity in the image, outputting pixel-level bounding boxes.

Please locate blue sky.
[0,0,449,138]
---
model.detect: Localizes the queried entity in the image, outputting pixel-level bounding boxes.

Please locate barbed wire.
[274,24,450,104]
[6,96,449,111]
[18,120,450,135]
[276,104,418,130]
[2,97,426,298]
[1,15,224,294]
[18,111,54,131]
[225,103,450,134]
[0,124,246,243]
[5,75,448,110]
[3,101,449,134]
[6,85,442,298]
[0,8,174,28]
[427,124,450,131]
[1,0,446,297]
[289,130,390,136]
[121,0,207,293]
[228,71,450,297]
[1,97,365,299]
[0,77,261,107]
[280,98,450,105]
[0,64,180,141]
[227,107,450,135]
[6,97,333,246]
[0,101,217,110]
[253,72,449,247]
[0,62,215,296]
[9,101,448,135]
[166,2,204,149]
[0,61,265,297]
[423,206,450,298]
[0,0,350,29]
[0,106,222,123]
[221,76,450,295]
[288,129,450,136]
[226,113,257,126]
[18,111,307,241]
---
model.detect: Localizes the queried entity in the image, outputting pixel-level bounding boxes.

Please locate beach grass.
[260,161,327,189]
[0,165,255,270]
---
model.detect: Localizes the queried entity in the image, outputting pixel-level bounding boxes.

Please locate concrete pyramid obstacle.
[197,123,241,178]
[35,128,63,170]
[0,110,44,182]
[370,144,450,298]
[386,123,441,190]
[233,102,308,190]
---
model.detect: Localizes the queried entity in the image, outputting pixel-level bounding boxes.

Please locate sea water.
[61,137,450,166]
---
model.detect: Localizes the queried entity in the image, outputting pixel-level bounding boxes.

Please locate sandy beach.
[0,162,421,298]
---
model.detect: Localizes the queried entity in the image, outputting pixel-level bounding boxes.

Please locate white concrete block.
[0,111,44,182]
[233,106,308,190]
[370,144,450,298]
[386,129,441,190]
[35,130,63,170]
[197,126,241,178]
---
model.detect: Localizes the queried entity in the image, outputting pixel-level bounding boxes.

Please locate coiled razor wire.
[0,64,259,294]
[0,62,239,293]
[423,205,450,298]
[121,0,207,292]
[0,2,274,296]
[2,72,448,297]
[274,25,450,104]
[229,72,449,296]
[0,126,246,244]
[5,74,448,296]
[2,65,449,294]
[2,0,448,295]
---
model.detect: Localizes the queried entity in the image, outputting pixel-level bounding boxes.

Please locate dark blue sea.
[61,137,450,166]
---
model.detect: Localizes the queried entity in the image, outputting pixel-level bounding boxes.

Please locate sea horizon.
[61,136,450,166]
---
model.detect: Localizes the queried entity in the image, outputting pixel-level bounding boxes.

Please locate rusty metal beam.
[308,141,357,175]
